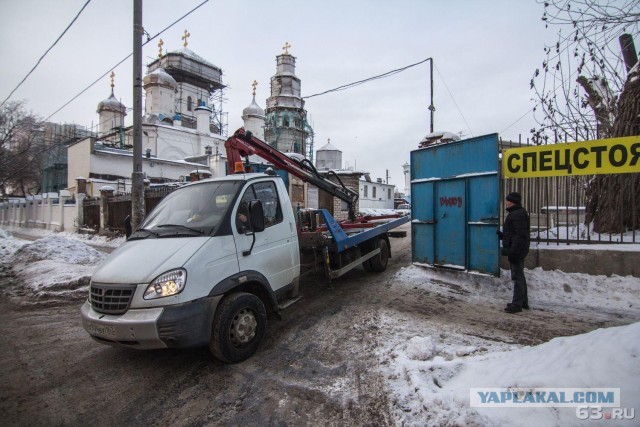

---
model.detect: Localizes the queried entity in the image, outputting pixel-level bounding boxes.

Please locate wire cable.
[44,0,209,122]
[433,62,474,137]
[303,57,433,99]
[0,0,92,109]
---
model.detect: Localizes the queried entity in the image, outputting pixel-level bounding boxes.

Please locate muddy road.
[0,226,636,426]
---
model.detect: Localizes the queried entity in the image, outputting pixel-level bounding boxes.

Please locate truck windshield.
[138,181,243,236]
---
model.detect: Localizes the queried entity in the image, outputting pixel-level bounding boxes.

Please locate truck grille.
[90,283,136,314]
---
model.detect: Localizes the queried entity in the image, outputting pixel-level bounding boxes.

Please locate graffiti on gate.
[440,196,463,208]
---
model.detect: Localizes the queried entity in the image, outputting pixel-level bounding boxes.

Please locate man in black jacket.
[497,191,530,313]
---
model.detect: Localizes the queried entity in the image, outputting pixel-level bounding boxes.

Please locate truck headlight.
[144,269,187,300]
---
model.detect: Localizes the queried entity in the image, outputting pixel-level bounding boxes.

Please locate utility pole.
[428,58,435,133]
[131,0,145,229]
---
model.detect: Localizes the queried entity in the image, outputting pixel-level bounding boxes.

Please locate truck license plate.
[86,322,116,338]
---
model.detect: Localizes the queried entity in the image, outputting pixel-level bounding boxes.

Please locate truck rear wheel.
[210,292,267,363]
[369,238,389,272]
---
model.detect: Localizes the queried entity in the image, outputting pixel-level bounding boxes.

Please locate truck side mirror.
[248,200,265,232]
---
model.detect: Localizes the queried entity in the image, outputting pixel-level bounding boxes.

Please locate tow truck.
[81,128,408,363]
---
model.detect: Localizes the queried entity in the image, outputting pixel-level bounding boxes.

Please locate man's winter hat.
[506,192,522,204]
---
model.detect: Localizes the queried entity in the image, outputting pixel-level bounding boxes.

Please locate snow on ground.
[380,318,639,426]
[378,265,640,426]
[1,225,125,248]
[0,228,106,303]
[1,226,639,425]
[402,263,640,315]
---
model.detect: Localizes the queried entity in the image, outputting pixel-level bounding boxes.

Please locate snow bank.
[0,232,106,304]
[395,264,640,315]
[381,322,640,426]
[0,225,125,248]
[379,265,640,425]
[0,228,28,261]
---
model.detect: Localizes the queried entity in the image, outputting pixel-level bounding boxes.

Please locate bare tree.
[531,0,640,233]
[0,101,44,197]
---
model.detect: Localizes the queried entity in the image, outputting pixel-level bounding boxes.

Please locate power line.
[500,108,534,135]
[433,63,473,137]
[0,0,92,109]
[44,0,210,122]
[303,57,433,99]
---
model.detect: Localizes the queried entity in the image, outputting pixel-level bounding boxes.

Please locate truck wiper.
[156,224,204,235]
[128,228,160,240]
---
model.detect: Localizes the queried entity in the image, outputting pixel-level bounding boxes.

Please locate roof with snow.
[317,141,340,151]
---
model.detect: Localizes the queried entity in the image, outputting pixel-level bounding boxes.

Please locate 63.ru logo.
[576,406,635,420]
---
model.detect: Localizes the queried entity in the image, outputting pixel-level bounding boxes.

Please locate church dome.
[317,140,340,152]
[97,92,126,114]
[242,96,265,118]
[143,67,177,89]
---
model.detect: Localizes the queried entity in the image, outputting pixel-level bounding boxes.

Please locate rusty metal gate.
[106,186,178,233]
[107,196,131,233]
[82,198,100,231]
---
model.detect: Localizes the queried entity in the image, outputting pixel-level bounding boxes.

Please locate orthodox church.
[63,37,389,216]
[67,32,227,197]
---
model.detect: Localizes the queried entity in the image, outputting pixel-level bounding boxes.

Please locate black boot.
[505,305,522,313]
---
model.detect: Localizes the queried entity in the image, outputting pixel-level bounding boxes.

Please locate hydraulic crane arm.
[225,128,359,219]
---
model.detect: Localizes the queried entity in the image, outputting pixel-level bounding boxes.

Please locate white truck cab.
[81,173,300,363]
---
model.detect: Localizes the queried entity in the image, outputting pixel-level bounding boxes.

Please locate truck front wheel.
[369,238,389,272]
[210,292,267,363]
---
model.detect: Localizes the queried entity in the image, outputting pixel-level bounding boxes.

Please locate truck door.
[233,180,299,291]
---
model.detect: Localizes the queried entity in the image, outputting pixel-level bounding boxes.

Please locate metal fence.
[81,185,180,234]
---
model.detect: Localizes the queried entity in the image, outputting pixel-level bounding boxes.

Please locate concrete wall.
[500,247,640,278]
[1,191,76,232]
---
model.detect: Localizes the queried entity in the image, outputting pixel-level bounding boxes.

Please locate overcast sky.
[0,0,553,191]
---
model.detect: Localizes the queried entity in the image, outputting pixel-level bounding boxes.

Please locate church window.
[373,187,377,198]
[364,185,368,198]
[187,96,193,111]
[283,117,289,127]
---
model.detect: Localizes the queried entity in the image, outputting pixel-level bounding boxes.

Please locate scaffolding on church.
[41,123,94,193]
[209,88,228,137]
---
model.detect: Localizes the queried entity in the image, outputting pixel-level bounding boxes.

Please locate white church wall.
[99,111,124,135]
[145,87,175,117]
[244,117,264,140]
[153,126,224,160]
[67,138,93,188]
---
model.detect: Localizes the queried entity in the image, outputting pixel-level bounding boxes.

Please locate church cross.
[182,30,191,48]
[158,39,164,58]
[110,71,115,90]
[283,42,291,55]
[252,80,258,96]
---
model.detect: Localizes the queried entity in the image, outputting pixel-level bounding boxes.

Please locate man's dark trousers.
[510,258,528,308]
